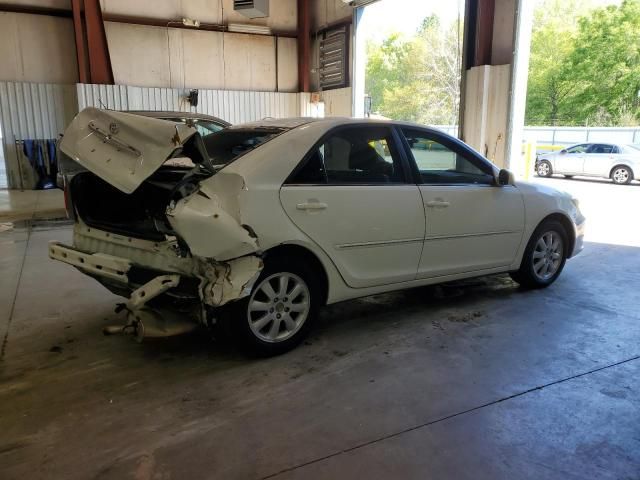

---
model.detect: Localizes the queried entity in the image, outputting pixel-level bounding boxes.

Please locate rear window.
[203,128,284,166]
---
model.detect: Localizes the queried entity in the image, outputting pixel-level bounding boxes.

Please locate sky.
[358,0,623,43]
[359,0,465,43]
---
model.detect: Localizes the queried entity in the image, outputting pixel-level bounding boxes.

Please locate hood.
[60,107,197,194]
[515,179,572,199]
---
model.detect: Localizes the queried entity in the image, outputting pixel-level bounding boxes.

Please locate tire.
[536,160,553,177]
[611,165,632,185]
[510,220,568,289]
[217,255,320,356]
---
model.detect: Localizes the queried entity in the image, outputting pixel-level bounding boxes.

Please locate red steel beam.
[83,0,114,84]
[474,0,495,66]
[297,0,311,92]
[71,0,89,83]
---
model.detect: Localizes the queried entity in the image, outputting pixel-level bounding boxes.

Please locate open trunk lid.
[60,107,197,194]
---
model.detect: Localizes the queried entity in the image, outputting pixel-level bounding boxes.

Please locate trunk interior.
[70,168,193,241]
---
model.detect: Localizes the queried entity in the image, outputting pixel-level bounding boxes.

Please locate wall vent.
[319,26,349,91]
[233,0,269,19]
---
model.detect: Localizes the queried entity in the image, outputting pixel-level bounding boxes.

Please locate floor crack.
[1,223,32,361]
[262,354,640,479]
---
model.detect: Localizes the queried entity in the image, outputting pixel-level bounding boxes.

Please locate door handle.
[296,202,328,211]
[426,200,450,208]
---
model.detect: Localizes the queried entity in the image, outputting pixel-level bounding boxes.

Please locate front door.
[556,144,589,174]
[399,128,525,278]
[280,125,425,289]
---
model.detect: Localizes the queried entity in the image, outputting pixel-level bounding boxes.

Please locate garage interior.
[1,0,639,479]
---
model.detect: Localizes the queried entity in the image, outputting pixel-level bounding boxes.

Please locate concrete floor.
[1,177,639,479]
[0,189,65,222]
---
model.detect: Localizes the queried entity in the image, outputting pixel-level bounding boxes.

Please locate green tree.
[526,0,640,126]
[525,0,582,125]
[566,0,640,125]
[365,15,463,125]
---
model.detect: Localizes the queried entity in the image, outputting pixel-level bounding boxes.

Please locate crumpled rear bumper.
[49,223,264,309]
[49,241,130,283]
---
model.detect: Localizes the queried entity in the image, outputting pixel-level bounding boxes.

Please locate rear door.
[583,143,617,177]
[280,125,425,288]
[399,128,525,278]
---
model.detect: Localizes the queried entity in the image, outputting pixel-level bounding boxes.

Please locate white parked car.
[536,142,640,184]
[51,109,585,355]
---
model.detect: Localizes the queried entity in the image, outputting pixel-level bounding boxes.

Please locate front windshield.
[202,128,284,167]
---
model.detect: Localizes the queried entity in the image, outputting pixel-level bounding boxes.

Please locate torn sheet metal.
[59,107,196,194]
[166,177,259,261]
[126,274,180,310]
[196,255,263,307]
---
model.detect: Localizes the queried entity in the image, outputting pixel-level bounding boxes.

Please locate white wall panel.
[0,13,78,85]
[321,87,352,117]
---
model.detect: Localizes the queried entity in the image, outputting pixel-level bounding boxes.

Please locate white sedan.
[51,109,585,355]
[536,142,640,184]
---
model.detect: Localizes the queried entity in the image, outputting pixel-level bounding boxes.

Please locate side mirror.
[497,169,514,186]
[559,149,567,155]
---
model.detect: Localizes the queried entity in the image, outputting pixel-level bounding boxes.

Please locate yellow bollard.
[523,141,535,180]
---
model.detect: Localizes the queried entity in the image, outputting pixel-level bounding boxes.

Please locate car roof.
[125,110,231,126]
[228,116,447,132]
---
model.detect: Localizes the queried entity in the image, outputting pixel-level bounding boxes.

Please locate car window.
[566,144,589,154]
[289,126,406,185]
[588,144,615,154]
[401,128,494,185]
[202,128,283,166]
[165,118,225,136]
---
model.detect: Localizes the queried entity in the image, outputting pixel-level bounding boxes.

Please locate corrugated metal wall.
[0,82,77,189]
[77,84,306,124]
[0,83,354,189]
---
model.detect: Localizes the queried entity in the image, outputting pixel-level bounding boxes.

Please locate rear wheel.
[611,166,632,185]
[510,220,568,289]
[218,257,320,356]
[536,161,553,177]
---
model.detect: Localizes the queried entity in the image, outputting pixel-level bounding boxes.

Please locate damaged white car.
[51,108,585,355]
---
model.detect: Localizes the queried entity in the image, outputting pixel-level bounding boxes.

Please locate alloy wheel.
[532,231,564,281]
[247,272,311,343]
[537,162,550,176]
[612,167,630,184]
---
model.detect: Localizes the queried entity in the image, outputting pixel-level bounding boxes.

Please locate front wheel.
[611,166,632,185]
[218,257,320,356]
[536,161,553,177]
[510,220,568,289]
